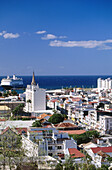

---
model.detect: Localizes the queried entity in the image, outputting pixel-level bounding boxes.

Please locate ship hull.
[1,84,23,90]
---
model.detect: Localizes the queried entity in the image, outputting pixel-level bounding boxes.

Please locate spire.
[31,72,36,86]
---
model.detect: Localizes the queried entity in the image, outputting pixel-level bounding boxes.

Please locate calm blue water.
[0,75,112,90]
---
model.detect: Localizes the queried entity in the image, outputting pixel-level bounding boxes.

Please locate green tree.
[64,156,75,170]
[107,156,112,164]
[0,128,24,170]
[11,90,18,96]
[12,103,24,117]
[55,160,63,170]
[48,113,64,124]
[69,130,100,145]
[100,164,109,170]
[32,120,42,127]
[3,92,8,97]
[88,164,96,170]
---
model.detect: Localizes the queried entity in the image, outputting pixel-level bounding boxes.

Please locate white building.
[99,115,112,135]
[26,72,46,112]
[97,78,112,92]
[87,109,97,129]
[27,126,78,158]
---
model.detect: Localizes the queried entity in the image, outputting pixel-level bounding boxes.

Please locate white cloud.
[41,33,67,40]
[3,33,20,39]
[49,39,112,50]
[36,30,46,34]
[41,34,57,40]
[59,36,67,39]
[0,31,6,36]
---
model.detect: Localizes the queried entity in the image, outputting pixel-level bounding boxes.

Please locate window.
[48,153,52,156]
[57,146,62,149]
[48,146,52,150]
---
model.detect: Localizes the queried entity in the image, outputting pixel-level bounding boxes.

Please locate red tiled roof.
[1,127,10,134]
[44,125,52,128]
[68,148,85,158]
[55,122,77,128]
[21,116,36,118]
[51,99,59,103]
[91,147,112,154]
[59,130,86,135]
[107,108,112,111]
[58,154,64,158]
[15,128,27,135]
[72,98,81,102]
[37,113,51,120]
[0,119,6,121]
[89,101,98,104]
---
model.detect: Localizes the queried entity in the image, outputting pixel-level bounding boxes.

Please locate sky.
[0,0,112,76]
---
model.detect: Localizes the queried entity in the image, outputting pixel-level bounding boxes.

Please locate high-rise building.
[26,72,46,112]
[97,78,112,92]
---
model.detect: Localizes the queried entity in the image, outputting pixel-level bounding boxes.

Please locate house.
[27,127,77,158]
[87,146,112,167]
[54,122,78,130]
[65,148,85,163]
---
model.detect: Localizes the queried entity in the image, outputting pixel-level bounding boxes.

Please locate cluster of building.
[47,87,112,135]
[0,75,112,168]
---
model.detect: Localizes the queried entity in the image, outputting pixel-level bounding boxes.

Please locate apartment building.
[99,115,112,135]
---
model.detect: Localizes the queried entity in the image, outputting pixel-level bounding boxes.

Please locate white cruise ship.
[1,75,23,89]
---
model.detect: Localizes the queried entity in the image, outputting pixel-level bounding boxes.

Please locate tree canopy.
[48,113,64,124]
[12,103,24,116]
[32,120,42,127]
[69,130,100,145]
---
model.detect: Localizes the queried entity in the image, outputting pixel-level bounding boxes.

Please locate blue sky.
[0,0,112,75]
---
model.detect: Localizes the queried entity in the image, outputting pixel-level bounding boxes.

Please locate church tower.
[26,72,46,112]
[31,71,36,86]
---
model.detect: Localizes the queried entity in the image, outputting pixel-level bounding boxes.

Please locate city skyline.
[0,0,112,75]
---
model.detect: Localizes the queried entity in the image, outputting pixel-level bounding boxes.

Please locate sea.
[0,75,112,91]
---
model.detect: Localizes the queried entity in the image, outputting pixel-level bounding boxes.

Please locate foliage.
[88,164,96,170]
[64,156,75,170]
[3,92,8,97]
[16,162,38,170]
[107,156,112,163]
[11,90,18,96]
[55,160,63,170]
[0,128,24,169]
[32,120,42,127]
[100,164,109,170]
[48,113,64,124]
[55,155,110,170]
[10,116,34,121]
[12,103,24,116]
[69,130,100,145]
[63,114,68,119]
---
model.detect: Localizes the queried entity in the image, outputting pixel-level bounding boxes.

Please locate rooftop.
[68,148,85,158]
[91,146,112,154]
[59,130,86,135]
[54,122,78,128]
